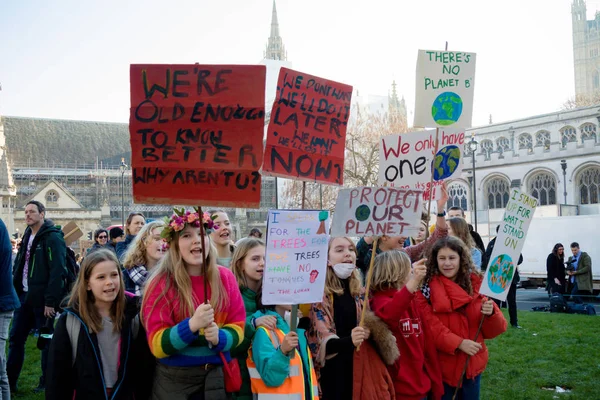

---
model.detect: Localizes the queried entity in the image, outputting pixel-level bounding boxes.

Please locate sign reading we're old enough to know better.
[414,50,476,129]
[129,64,266,208]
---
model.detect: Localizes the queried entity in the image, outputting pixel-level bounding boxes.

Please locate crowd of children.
[44,195,507,400]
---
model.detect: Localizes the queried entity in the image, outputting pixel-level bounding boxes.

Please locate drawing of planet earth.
[487,254,515,293]
[431,92,463,126]
[433,145,461,181]
[355,205,370,221]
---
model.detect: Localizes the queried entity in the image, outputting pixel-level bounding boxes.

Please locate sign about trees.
[262,209,330,305]
[262,67,352,185]
[330,187,423,237]
[480,189,538,302]
[413,50,476,129]
[378,129,464,200]
[129,64,266,207]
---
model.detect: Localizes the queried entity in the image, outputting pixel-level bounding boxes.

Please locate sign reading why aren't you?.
[262,209,330,305]
[414,50,476,129]
[480,189,538,302]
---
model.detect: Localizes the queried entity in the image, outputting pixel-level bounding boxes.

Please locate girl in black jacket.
[47,249,153,400]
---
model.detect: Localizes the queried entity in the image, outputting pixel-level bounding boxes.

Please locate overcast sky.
[1,0,599,128]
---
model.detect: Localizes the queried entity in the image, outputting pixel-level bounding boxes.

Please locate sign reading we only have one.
[379,128,464,200]
[331,187,423,237]
[129,64,266,207]
[262,210,330,305]
[480,189,538,302]
[262,68,352,185]
[414,50,476,129]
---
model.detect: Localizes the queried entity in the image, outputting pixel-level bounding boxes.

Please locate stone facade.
[572,0,600,97]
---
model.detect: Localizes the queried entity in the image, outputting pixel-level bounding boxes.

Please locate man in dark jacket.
[483,225,523,329]
[447,207,485,254]
[8,201,67,393]
[0,219,20,399]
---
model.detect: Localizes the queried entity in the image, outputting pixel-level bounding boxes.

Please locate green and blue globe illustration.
[432,91,463,126]
[355,205,370,221]
[487,254,515,294]
[433,145,461,181]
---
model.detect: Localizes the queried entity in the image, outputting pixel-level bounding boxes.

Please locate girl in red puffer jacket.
[416,237,507,400]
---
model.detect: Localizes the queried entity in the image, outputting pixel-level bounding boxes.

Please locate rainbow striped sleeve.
[212,267,246,353]
[149,318,198,359]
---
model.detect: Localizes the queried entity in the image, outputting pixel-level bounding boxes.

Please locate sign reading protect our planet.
[263,209,330,305]
[414,50,476,129]
[480,189,538,302]
[330,187,423,238]
[378,129,464,200]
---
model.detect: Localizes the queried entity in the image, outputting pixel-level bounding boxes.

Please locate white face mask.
[332,263,355,279]
[284,311,300,328]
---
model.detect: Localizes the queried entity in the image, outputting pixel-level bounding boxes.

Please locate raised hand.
[406,258,428,293]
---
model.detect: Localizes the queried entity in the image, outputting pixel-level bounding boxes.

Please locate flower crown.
[161,207,217,243]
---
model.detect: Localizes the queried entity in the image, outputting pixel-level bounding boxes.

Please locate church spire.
[264,0,287,61]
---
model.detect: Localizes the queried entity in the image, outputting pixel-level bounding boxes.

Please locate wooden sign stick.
[198,205,209,304]
[357,237,379,351]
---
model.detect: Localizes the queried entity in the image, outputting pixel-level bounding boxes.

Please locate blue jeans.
[571,281,583,304]
[7,293,52,390]
[442,374,481,400]
[0,311,13,399]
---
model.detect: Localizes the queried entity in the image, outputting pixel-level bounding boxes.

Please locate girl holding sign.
[416,237,507,400]
[308,237,397,400]
[209,209,237,268]
[231,238,274,400]
[141,208,245,400]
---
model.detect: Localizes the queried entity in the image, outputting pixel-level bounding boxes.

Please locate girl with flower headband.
[141,208,245,400]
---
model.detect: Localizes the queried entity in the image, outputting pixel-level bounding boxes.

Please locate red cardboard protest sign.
[262,68,352,185]
[129,64,266,207]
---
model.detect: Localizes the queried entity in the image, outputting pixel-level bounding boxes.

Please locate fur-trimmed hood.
[362,310,399,365]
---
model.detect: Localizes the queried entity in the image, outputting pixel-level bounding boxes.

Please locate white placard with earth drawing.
[414,50,476,129]
[480,189,538,302]
[378,128,464,200]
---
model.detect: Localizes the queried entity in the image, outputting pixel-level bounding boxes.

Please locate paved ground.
[514,287,599,312]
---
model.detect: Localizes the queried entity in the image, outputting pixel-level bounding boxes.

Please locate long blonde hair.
[448,217,475,249]
[122,220,165,270]
[141,230,228,324]
[370,250,412,293]
[324,237,362,297]
[68,249,125,333]
[231,238,265,289]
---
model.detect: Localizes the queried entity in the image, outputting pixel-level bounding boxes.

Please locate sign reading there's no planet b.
[480,189,538,302]
[414,50,476,129]
[378,128,464,200]
[330,187,423,238]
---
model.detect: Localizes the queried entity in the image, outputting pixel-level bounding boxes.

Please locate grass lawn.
[10,310,599,400]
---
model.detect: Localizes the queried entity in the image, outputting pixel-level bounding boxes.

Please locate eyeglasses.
[98,235,108,239]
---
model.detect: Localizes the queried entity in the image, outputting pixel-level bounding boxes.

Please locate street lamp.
[560,159,567,205]
[119,158,128,228]
[468,136,479,231]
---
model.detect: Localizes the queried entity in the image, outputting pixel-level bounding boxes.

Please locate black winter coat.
[46,295,154,400]
[546,253,566,293]
[13,219,67,308]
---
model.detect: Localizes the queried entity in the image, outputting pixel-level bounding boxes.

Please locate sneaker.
[511,324,522,329]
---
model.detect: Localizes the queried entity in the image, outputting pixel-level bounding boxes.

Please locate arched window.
[486,177,510,209]
[446,182,469,211]
[560,126,577,147]
[518,133,533,152]
[577,166,600,204]
[528,172,557,206]
[535,130,551,149]
[496,137,511,153]
[480,139,493,159]
[580,123,597,143]
[45,190,58,204]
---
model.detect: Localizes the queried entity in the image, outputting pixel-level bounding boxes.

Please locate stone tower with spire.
[264,0,287,61]
[388,80,407,126]
[572,0,600,97]
[0,116,17,233]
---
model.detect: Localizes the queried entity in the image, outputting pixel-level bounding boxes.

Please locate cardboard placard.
[129,64,266,207]
[262,68,352,185]
[480,189,538,301]
[414,50,476,129]
[330,187,423,237]
[262,209,330,305]
[61,222,82,246]
[379,128,464,200]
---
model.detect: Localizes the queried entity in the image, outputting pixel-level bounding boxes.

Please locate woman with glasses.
[86,229,109,256]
